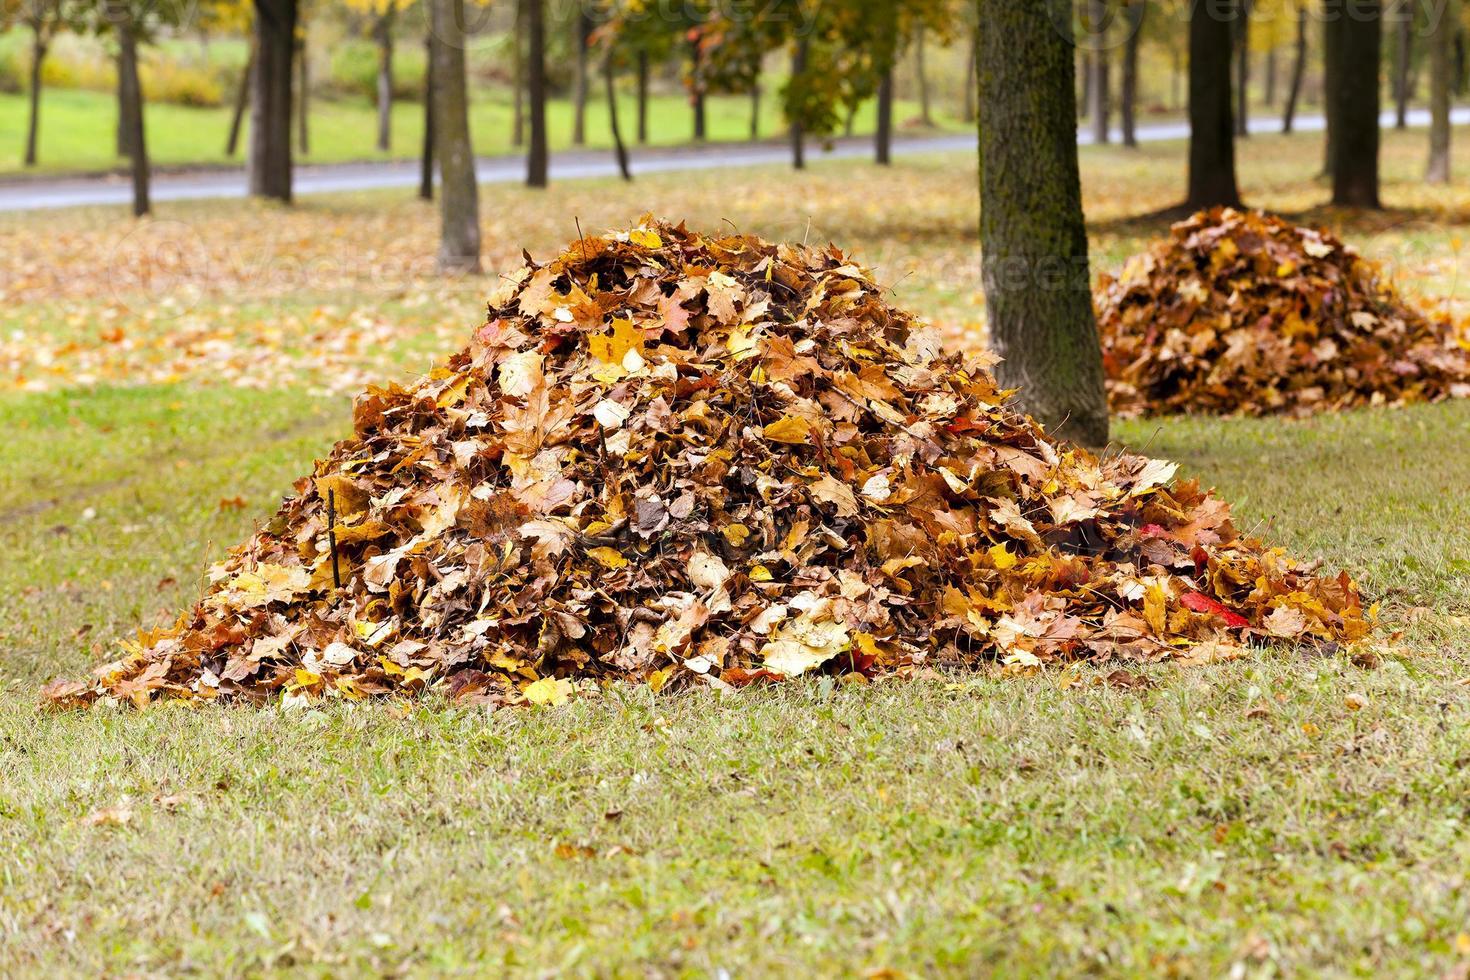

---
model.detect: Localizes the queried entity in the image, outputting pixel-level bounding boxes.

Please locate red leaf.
[1181,591,1249,628]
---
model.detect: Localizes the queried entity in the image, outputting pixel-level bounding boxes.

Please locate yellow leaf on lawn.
[523,677,572,706]
[763,415,812,445]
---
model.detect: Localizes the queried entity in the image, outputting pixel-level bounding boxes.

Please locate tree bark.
[1264,45,1277,105]
[375,5,394,152]
[875,68,893,164]
[977,0,1108,447]
[116,46,137,159]
[1234,0,1251,138]
[915,23,933,126]
[227,47,254,156]
[419,32,434,200]
[525,0,549,188]
[116,17,149,217]
[1087,0,1110,144]
[962,24,977,123]
[572,6,590,145]
[1330,0,1382,207]
[1395,2,1412,128]
[512,0,525,147]
[604,48,631,181]
[749,84,760,140]
[1187,0,1243,207]
[1121,0,1145,147]
[690,35,707,141]
[790,37,807,169]
[250,0,297,202]
[430,0,481,272]
[1427,0,1453,182]
[1282,7,1306,133]
[297,30,310,155]
[636,49,649,143]
[24,32,46,168]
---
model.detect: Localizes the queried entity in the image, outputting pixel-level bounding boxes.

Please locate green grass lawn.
[0,82,959,177]
[2,128,1470,974]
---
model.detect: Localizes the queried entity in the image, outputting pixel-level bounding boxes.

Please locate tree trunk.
[525,0,549,187]
[1234,1,1252,138]
[1283,8,1306,133]
[430,0,481,272]
[116,46,137,159]
[1331,0,1382,207]
[249,0,297,202]
[749,84,760,140]
[227,47,254,156]
[1264,45,1277,105]
[419,32,434,200]
[1121,0,1145,148]
[296,31,310,155]
[691,36,707,141]
[977,0,1108,447]
[1187,0,1243,207]
[636,49,649,143]
[116,18,149,217]
[1088,0,1110,143]
[24,33,46,168]
[875,68,893,164]
[375,6,394,152]
[605,49,630,181]
[790,37,807,169]
[1080,51,1091,119]
[1428,0,1453,182]
[572,6,590,146]
[915,23,933,126]
[512,0,525,147]
[963,24,978,123]
[1395,3,1411,128]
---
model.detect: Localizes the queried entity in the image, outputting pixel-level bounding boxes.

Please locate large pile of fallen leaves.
[1096,207,1470,417]
[44,218,1372,710]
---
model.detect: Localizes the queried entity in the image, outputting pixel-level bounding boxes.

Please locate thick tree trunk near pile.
[977,0,1108,448]
[1234,0,1252,138]
[296,31,309,155]
[1395,4,1412,128]
[116,46,137,159]
[512,0,525,147]
[430,0,482,272]
[1330,1,1382,207]
[249,0,298,202]
[1428,0,1454,182]
[1187,0,1242,207]
[636,49,649,143]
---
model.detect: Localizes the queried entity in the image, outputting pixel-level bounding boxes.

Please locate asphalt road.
[1,107,1466,213]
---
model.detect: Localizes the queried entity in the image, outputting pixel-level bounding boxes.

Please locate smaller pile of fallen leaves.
[44,218,1372,711]
[1096,207,1470,417]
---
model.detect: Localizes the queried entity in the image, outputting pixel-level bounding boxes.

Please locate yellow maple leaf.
[629,228,662,249]
[988,543,1018,570]
[588,318,645,367]
[763,415,812,445]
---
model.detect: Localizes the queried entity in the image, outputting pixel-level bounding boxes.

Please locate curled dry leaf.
[42,217,1373,711]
